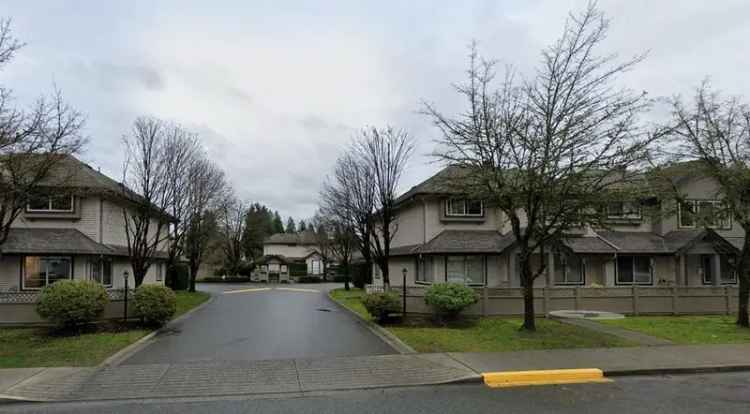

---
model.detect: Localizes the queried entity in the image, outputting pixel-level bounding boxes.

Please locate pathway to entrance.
[122,283,396,365]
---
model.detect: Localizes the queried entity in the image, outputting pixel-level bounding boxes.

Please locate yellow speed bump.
[482,369,610,388]
[223,288,272,294]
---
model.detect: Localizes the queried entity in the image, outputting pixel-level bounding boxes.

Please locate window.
[605,201,641,220]
[446,255,485,285]
[679,200,731,229]
[701,255,738,285]
[309,260,321,274]
[616,256,652,285]
[416,256,434,284]
[156,263,163,282]
[26,195,74,213]
[445,199,483,217]
[89,258,112,287]
[23,256,72,290]
[269,263,280,272]
[554,254,585,285]
[281,265,288,273]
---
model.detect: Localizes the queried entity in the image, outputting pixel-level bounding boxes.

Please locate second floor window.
[679,200,731,229]
[446,199,483,217]
[605,201,641,220]
[27,194,74,213]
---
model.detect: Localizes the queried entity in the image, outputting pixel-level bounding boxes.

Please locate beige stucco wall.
[13,196,101,240]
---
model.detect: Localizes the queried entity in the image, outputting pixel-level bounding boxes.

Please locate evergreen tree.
[285,217,296,233]
[272,211,284,233]
[298,220,307,232]
[241,203,274,261]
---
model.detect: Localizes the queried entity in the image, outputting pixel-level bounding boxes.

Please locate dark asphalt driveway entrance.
[123,283,396,365]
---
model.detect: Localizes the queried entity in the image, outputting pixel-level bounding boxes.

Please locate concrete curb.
[326,291,416,355]
[604,364,750,377]
[99,293,216,368]
[482,368,609,388]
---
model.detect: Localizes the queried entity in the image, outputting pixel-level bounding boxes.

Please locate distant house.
[254,231,326,283]
[0,155,173,294]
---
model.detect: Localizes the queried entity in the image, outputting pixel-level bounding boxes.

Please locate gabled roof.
[264,231,318,245]
[395,165,471,206]
[415,230,516,255]
[2,228,112,255]
[562,235,617,254]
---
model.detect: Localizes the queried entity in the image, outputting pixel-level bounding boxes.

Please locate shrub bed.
[133,285,177,326]
[424,283,478,320]
[362,291,401,323]
[36,280,109,329]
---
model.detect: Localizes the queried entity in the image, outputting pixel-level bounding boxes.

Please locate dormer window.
[446,199,483,217]
[27,194,74,213]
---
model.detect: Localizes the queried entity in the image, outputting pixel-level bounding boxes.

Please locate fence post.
[482,287,488,317]
[672,286,678,316]
[573,287,580,310]
[725,286,731,315]
[632,286,639,316]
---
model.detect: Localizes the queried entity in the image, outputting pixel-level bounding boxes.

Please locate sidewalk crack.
[292,359,303,393]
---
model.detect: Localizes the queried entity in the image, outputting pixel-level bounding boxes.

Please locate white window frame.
[22,256,73,290]
[445,255,486,286]
[445,199,484,218]
[553,254,585,285]
[701,255,738,285]
[605,201,642,220]
[26,195,75,213]
[678,200,731,230]
[89,258,113,287]
[615,255,653,285]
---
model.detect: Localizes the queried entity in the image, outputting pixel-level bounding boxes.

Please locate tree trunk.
[189,262,199,293]
[520,255,536,331]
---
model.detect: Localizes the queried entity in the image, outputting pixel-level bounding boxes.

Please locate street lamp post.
[123,270,129,323]
[402,268,407,316]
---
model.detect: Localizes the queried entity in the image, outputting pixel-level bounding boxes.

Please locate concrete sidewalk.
[3,344,750,403]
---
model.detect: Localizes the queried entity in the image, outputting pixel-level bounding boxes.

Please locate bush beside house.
[424,283,478,321]
[36,280,109,329]
[363,291,401,323]
[133,285,177,326]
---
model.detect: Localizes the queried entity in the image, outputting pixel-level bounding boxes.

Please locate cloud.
[3,0,750,220]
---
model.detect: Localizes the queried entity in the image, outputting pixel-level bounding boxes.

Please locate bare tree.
[425,3,658,331]
[0,18,85,254]
[354,127,414,287]
[320,151,376,287]
[184,157,226,291]
[315,211,357,290]
[217,195,246,275]
[666,82,750,327]
[121,117,187,287]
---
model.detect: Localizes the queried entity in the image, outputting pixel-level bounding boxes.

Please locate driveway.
[122,283,396,364]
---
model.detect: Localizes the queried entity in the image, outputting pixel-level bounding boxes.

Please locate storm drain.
[316,308,332,312]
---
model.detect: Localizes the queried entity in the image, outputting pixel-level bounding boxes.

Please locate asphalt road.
[122,283,395,364]
[4,372,750,413]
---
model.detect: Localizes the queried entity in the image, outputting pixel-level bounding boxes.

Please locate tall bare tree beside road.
[426,3,659,331]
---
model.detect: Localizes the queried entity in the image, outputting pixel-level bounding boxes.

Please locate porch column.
[508,252,517,288]
[678,254,687,286]
[713,254,721,286]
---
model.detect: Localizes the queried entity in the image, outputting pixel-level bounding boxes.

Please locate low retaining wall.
[0,289,137,325]
[395,286,740,317]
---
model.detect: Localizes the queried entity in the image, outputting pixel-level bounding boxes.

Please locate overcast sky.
[3,0,750,220]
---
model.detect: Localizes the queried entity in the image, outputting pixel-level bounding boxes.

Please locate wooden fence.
[395,286,741,317]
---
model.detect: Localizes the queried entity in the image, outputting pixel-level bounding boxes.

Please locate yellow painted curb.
[275,287,320,293]
[482,369,611,388]
[223,288,272,294]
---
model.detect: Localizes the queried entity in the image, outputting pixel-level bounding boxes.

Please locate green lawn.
[175,291,211,318]
[388,318,633,353]
[601,315,750,345]
[328,287,632,353]
[329,288,373,322]
[0,290,212,368]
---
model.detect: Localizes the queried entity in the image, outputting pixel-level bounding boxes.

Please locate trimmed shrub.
[362,291,400,323]
[288,263,307,277]
[133,285,177,326]
[36,280,109,329]
[424,283,478,319]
